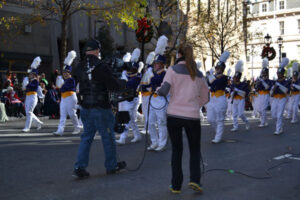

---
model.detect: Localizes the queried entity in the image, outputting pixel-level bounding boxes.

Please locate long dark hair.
[178,44,197,80]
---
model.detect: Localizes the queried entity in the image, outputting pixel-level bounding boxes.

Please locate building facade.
[0,0,140,82]
[247,0,300,79]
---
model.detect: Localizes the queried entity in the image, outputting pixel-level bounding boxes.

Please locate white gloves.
[22,77,29,90]
[275,82,288,94]
[234,88,246,97]
[120,70,128,81]
[56,75,64,88]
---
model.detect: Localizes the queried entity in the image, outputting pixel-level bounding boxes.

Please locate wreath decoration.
[136,17,154,44]
[261,46,276,61]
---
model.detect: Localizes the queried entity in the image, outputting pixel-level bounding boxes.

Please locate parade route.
[0,111,300,200]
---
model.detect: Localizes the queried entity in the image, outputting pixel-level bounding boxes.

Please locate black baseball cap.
[85,39,101,51]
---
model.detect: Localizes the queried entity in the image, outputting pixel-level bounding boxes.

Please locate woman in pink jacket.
[157,44,209,194]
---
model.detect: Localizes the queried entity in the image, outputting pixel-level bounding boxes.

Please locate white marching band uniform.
[147,68,168,151]
[270,58,290,135]
[146,35,168,151]
[54,51,81,135]
[207,51,230,143]
[255,58,272,127]
[116,49,142,144]
[22,57,44,132]
[229,60,250,132]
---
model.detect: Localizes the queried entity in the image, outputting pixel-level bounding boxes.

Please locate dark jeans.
[167,116,201,190]
[74,108,117,171]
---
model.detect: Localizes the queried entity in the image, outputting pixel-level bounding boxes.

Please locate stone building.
[247,0,300,79]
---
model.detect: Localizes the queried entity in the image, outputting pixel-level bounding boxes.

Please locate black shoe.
[72,168,90,179]
[106,161,127,174]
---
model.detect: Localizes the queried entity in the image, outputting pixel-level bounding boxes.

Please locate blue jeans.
[74,108,117,171]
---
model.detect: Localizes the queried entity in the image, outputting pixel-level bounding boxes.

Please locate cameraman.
[73,39,126,178]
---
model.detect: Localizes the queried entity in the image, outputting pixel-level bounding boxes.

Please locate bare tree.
[187,0,245,67]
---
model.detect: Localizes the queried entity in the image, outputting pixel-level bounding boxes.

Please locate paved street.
[0,111,300,200]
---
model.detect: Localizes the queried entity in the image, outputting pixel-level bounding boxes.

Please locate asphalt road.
[0,112,300,200]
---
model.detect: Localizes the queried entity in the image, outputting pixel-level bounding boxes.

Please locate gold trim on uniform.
[233,95,244,100]
[273,94,286,99]
[258,90,269,95]
[61,91,75,98]
[26,91,37,96]
[211,90,225,97]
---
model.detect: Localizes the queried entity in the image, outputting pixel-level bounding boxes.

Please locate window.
[279,0,285,10]
[261,3,268,13]
[247,5,252,15]
[279,21,284,35]
[298,20,300,34]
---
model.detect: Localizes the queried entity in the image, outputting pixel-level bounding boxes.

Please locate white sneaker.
[155,145,166,152]
[274,129,283,135]
[22,128,30,132]
[72,128,81,135]
[211,138,221,144]
[131,135,141,143]
[53,130,63,136]
[245,122,250,131]
[230,127,238,132]
[116,138,126,145]
[290,120,298,124]
[258,122,268,128]
[36,122,43,130]
[147,144,158,151]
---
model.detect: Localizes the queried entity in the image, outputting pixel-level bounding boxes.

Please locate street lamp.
[277,36,283,64]
[264,34,272,46]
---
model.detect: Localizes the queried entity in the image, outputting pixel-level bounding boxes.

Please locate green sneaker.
[188,182,203,193]
[169,185,181,194]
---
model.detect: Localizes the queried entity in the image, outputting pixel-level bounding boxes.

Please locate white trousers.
[148,96,168,148]
[119,97,141,140]
[257,94,270,125]
[142,95,150,129]
[226,98,232,119]
[271,97,287,132]
[252,95,258,117]
[24,94,41,129]
[289,94,300,121]
[57,94,80,132]
[285,96,293,118]
[232,99,248,129]
[207,95,227,141]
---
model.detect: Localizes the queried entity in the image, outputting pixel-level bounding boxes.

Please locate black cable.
[120,93,169,172]
[202,159,293,180]
[124,94,153,172]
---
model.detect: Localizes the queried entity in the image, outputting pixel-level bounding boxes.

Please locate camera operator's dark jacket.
[74,54,125,109]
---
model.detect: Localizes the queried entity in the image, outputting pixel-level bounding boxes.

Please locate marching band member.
[116,49,142,144]
[270,58,290,135]
[53,51,81,135]
[147,35,168,151]
[289,62,300,124]
[139,51,156,133]
[22,57,44,132]
[206,51,230,143]
[230,60,250,132]
[255,58,273,127]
